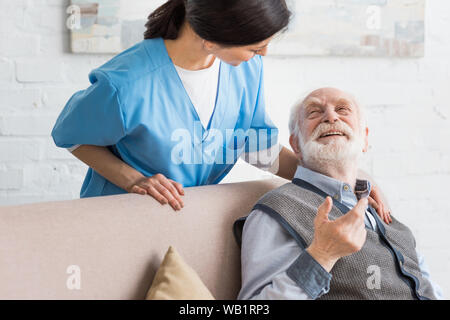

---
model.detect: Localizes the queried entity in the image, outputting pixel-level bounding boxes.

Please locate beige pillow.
[146,246,215,300]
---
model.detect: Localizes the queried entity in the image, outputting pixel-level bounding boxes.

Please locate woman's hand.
[127,173,185,211]
[356,169,392,225]
[368,184,392,224]
[69,146,184,210]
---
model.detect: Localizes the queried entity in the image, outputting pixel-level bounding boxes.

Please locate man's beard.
[299,121,365,171]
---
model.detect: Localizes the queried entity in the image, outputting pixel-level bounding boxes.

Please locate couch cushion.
[0,177,286,299]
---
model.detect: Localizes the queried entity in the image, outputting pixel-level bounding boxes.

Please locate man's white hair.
[288,88,367,143]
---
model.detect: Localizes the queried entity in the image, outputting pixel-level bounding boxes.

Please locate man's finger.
[341,197,368,223]
[316,196,332,222]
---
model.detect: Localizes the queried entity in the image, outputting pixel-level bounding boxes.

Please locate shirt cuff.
[240,143,281,173]
[286,250,332,299]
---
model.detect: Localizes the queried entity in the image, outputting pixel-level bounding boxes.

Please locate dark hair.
[144,0,291,46]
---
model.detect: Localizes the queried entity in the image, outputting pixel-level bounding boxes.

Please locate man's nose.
[323,108,338,123]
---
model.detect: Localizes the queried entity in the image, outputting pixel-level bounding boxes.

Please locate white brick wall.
[0,0,449,297]
[0,0,110,206]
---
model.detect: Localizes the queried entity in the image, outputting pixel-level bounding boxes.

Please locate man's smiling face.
[300,87,362,145]
[291,87,369,167]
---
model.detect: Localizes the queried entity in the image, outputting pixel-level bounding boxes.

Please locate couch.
[0,177,287,300]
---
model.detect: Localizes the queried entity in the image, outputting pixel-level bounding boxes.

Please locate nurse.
[52,0,388,216]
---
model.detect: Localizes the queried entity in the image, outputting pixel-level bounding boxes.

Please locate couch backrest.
[0,178,287,299]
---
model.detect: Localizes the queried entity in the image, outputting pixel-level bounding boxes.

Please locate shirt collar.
[293,165,371,203]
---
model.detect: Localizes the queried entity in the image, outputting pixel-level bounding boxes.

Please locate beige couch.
[0,177,287,300]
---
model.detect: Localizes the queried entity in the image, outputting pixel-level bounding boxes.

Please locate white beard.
[299,122,365,172]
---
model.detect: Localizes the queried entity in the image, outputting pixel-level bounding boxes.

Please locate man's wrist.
[306,245,338,273]
[286,250,332,299]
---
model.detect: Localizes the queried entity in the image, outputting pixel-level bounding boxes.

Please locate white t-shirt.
[174,57,220,129]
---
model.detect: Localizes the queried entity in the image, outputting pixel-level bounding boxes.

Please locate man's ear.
[362,127,369,153]
[289,134,302,160]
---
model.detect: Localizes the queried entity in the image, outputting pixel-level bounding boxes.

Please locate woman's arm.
[274,146,299,180]
[72,145,145,193]
[71,145,184,210]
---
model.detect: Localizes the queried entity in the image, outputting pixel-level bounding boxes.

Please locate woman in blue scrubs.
[52,0,389,216]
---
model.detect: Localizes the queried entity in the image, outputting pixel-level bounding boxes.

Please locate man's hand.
[306,196,368,272]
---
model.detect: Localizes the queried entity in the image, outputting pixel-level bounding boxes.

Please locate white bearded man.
[234,87,443,300]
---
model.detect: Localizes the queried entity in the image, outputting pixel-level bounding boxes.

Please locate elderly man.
[235,88,443,300]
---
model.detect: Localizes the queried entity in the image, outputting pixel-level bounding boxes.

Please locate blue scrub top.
[52,38,278,198]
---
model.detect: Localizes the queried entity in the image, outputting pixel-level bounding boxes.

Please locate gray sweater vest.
[234,178,436,300]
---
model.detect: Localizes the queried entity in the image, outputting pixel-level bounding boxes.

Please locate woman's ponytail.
[144,0,186,40]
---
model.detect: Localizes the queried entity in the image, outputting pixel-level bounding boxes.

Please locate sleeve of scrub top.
[51,71,126,149]
[240,143,282,173]
[242,56,280,174]
[245,57,278,154]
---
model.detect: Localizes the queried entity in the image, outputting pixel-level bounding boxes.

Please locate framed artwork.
[68,0,164,53]
[68,0,425,57]
[270,0,425,57]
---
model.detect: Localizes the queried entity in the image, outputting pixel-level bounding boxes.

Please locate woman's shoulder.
[88,38,171,88]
